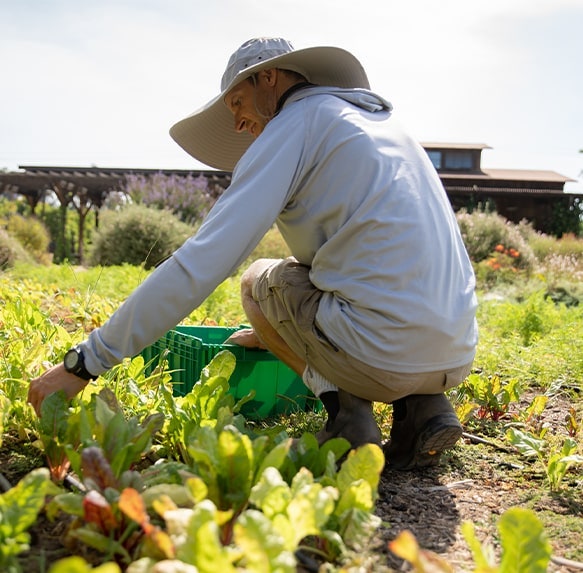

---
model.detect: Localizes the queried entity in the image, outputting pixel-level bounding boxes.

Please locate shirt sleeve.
[80,104,308,376]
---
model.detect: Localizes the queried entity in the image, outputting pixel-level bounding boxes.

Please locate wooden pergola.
[0,166,231,262]
[1,153,579,262]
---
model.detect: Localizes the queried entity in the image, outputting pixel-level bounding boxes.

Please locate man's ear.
[260,68,278,86]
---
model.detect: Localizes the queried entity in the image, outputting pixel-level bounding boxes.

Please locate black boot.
[318,389,382,449]
[384,394,462,470]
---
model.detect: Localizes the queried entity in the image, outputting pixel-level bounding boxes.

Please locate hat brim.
[169,46,370,171]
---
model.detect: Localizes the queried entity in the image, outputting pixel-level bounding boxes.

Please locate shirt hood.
[284,86,393,114]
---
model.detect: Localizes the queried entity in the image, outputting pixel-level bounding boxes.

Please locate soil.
[2,390,582,572]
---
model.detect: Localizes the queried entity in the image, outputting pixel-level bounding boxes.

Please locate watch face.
[64,349,80,371]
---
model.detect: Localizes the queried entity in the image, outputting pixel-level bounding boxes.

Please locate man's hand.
[224,328,267,349]
[28,363,89,416]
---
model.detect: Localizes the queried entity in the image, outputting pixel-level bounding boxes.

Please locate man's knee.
[241,258,281,298]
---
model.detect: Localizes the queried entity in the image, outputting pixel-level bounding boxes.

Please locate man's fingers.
[225,328,267,349]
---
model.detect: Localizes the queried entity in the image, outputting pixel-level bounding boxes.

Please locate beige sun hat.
[169,37,370,171]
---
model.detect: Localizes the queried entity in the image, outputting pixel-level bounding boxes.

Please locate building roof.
[481,168,574,183]
[440,168,575,184]
[421,142,492,151]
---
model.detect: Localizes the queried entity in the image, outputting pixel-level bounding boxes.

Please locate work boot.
[384,393,462,470]
[319,389,382,449]
[315,390,340,445]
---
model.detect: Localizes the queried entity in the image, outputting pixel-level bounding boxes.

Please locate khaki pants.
[251,258,472,403]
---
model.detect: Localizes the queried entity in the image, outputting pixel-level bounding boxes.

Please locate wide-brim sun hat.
[169,37,370,171]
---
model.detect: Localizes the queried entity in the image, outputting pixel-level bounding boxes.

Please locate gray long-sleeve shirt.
[81,87,478,376]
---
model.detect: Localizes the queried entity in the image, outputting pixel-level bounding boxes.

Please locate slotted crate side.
[140,325,320,418]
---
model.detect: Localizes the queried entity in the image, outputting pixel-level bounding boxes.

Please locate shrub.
[456,210,536,269]
[529,232,583,262]
[38,203,86,263]
[88,205,194,269]
[5,214,51,262]
[0,229,32,269]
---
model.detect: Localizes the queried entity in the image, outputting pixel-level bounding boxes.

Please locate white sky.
[1,0,581,191]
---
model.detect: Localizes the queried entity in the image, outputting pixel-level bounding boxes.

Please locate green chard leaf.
[175,501,236,573]
[498,507,551,573]
[336,443,384,498]
[234,509,296,573]
[249,467,292,518]
[0,468,58,554]
[200,350,236,384]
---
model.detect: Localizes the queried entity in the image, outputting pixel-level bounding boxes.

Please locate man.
[28,37,478,470]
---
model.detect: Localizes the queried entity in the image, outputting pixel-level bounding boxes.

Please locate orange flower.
[494,244,505,253]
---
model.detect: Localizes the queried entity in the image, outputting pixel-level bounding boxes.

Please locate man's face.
[224,72,277,139]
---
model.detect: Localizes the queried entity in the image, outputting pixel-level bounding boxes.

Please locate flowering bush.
[124,173,215,225]
[456,210,537,270]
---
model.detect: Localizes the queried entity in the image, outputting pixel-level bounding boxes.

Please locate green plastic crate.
[140,325,320,419]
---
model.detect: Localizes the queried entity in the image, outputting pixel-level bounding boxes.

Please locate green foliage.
[548,197,583,237]
[456,210,537,270]
[390,508,552,572]
[5,214,51,262]
[528,231,583,262]
[474,291,583,390]
[39,350,384,570]
[506,428,583,491]
[453,374,521,421]
[3,212,583,570]
[0,228,32,269]
[88,205,194,269]
[38,391,74,481]
[37,202,86,264]
[0,468,60,572]
[461,507,552,572]
[49,557,121,573]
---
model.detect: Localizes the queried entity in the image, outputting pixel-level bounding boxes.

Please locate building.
[422,142,578,234]
[0,144,579,261]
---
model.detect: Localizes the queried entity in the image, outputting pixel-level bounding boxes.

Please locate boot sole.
[388,413,462,470]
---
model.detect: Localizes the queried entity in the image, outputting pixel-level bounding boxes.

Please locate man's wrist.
[63,346,95,381]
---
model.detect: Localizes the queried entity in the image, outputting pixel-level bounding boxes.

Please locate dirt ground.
[372,390,583,572]
[3,390,582,572]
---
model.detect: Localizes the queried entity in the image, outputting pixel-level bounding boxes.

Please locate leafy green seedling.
[0,468,60,572]
[461,507,551,573]
[506,428,583,491]
[458,374,521,421]
[38,390,76,482]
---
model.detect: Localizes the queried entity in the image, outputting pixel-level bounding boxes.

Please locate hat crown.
[220,37,294,91]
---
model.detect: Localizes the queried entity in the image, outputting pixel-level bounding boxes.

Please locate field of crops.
[1,231,582,572]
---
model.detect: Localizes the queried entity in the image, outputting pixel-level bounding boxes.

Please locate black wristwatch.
[63,346,95,381]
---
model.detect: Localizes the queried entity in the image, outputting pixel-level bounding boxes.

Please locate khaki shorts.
[252,258,473,403]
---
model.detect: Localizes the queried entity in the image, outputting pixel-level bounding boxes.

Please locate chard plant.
[0,468,60,573]
[37,391,76,482]
[48,556,121,573]
[152,350,252,464]
[390,507,552,573]
[40,350,385,571]
[462,507,552,573]
[506,427,583,491]
[454,373,521,422]
[564,406,581,438]
[50,446,173,565]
